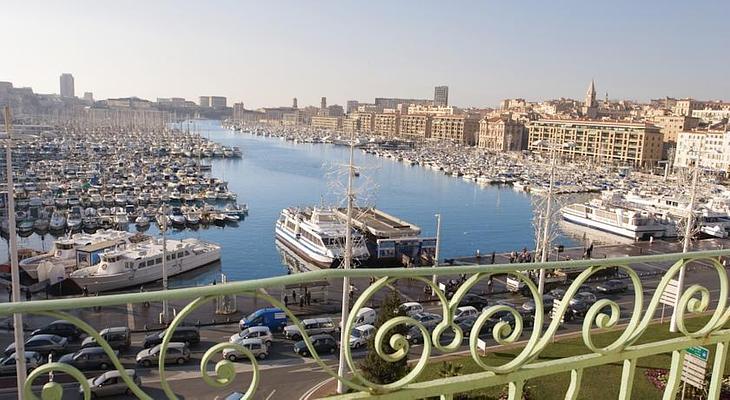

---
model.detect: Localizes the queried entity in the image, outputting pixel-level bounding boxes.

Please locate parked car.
[596,279,628,294]
[136,342,191,367]
[406,320,440,344]
[284,317,337,341]
[142,326,200,348]
[454,306,479,324]
[239,307,288,332]
[349,324,376,349]
[230,326,273,347]
[460,294,489,309]
[5,334,68,357]
[223,338,269,361]
[548,288,566,300]
[80,369,141,398]
[81,327,131,350]
[293,334,338,357]
[412,312,442,324]
[0,351,43,375]
[577,284,594,294]
[58,347,119,371]
[568,292,597,307]
[521,294,555,314]
[30,320,83,340]
[399,302,424,317]
[216,393,245,400]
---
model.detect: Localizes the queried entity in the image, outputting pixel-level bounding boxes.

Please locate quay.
[3,236,727,335]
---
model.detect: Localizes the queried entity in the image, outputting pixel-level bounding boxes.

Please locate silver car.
[80,369,141,398]
[230,326,273,347]
[222,338,269,361]
[136,342,190,367]
[0,351,43,375]
[284,317,336,341]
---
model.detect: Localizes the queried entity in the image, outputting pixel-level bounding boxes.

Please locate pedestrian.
[7,286,11,302]
[487,277,493,293]
[83,286,89,297]
[292,289,297,302]
[45,282,50,300]
[25,288,32,301]
[299,296,304,307]
[284,295,289,307]
[491,251,496,264]
[423,284,430,300]
[306,291,311,306]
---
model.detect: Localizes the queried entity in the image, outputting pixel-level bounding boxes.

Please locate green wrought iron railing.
[2,249,730,399]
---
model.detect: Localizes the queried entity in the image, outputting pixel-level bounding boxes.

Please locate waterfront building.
[327,104,344,117]
[651,115,700,143]
[434,85,449,106]
[310,116,342,130]
[431,115,479,145]
[106,97,154,109]
[399,114,432,140]
[352,112,375,133]
[373,113,400,137]
[233,103,246,120]
[675,129,730,172]
[83,92,94,103]
[342,115,360,133]
[283,111,304,126]
[528,119,664,167]
[210,96,227,108]
[60,73,75,98]
[199,96,211,107]
[478,116,527,151]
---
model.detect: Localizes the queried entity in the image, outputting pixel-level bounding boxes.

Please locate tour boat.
[49,211,67,231]
[561,199,674,240]
[69,238,221,292]
[275,207,370,268]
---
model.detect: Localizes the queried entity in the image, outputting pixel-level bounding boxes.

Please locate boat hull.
[561,212,667,240]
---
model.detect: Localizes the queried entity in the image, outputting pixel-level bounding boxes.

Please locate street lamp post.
[160,205,170,324]
[432,213,441,296]
[4,107,27,396]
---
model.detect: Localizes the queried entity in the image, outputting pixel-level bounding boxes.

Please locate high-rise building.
[83,92,94,103]
[60,73,75,98]
[321,97,327,109]
[346,100,359,114]
[528,119,664,167]
[199,96,211,107]
[293,98,298,108]
[434,86,449,107]
[210,96,227,108]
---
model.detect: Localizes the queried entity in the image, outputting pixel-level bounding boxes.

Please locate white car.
[230,326,273,347]
[349,324,375,349]
[399,302,424,317]
[454,306,479,323]
[223,338,269,361]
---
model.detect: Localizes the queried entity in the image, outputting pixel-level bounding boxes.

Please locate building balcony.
[1,248,730,399]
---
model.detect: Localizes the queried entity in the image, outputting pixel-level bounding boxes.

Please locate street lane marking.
[264,389,277,400]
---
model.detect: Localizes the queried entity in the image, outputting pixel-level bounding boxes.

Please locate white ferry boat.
[69,238,221,292]
[561,199,673,240]
[275,207,370,268]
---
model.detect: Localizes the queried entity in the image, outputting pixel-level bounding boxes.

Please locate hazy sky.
[2,1,728,108]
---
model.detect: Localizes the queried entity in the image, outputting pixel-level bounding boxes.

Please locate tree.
[358,289,410,384]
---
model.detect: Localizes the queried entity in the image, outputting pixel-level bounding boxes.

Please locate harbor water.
[2,120,585,285]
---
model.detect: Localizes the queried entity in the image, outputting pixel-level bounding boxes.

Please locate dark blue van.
[239,308,288,332]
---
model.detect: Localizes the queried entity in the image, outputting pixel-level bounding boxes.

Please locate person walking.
[491,251,496,264]
[284,294,289,307]
[292,289,297,302]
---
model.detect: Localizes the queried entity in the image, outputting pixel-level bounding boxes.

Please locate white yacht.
[69,238,221,292]
[19,230,137,279]
[275,207,370,268]
[561,199,673,240]
[49,211,67,231]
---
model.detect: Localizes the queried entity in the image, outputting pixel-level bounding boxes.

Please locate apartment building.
[431,115,479,145]
[399,114,432,140]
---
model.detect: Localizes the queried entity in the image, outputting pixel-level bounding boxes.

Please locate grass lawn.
[417,316,729,399]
